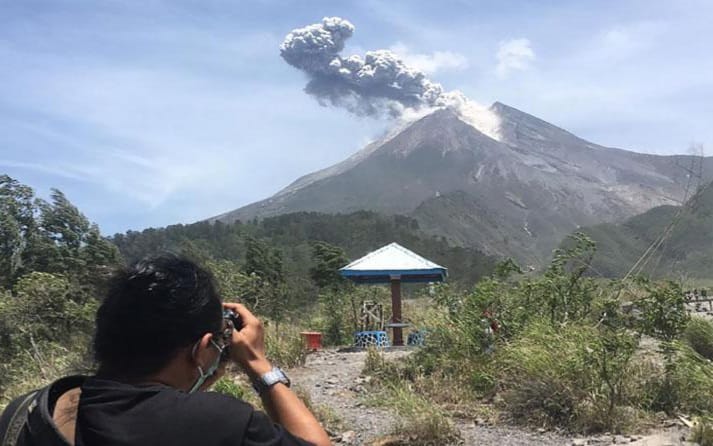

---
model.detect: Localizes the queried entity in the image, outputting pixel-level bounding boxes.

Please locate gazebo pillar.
[390,276,403,346]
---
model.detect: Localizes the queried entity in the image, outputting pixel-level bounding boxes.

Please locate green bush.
[497,321,640,433]
[669,342,713,414]
[685,317,713,360]
[498,322,592,429]
[0,272,97,401]
[212,376,248,399]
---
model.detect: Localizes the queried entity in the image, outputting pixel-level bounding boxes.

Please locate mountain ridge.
[211,103,713,265]
[579,181,713,278]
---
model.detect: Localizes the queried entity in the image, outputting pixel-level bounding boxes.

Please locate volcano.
[212,103,713,266]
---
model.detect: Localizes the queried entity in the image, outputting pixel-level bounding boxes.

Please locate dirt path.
[289,349,575,445]
[288,350,401,444]
[288,349,698,446]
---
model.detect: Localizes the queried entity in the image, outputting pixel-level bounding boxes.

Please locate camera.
[223,309,243,332]
[219,309,243,362]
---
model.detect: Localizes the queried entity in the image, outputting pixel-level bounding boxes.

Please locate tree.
[309,242,357,344]
[309,241,349,291]
[243,237,288,323]
[37,189,91,275]
[244,236,283,287]
[0,176,122,291]
[205,259,261,306]
[0,175,38,287]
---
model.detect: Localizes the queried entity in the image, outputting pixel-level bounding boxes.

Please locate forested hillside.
[112,211,496,304]
[579,181,713,279]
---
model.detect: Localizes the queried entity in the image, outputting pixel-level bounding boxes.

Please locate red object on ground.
[300,331,323,351]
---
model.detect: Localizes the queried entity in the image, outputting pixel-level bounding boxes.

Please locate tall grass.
[265,323,307,368]
[497,321,643,433]
[363,349,461,445]
[684,317,713,360]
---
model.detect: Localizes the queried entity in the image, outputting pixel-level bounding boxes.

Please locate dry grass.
[293,385,343,433]
[684,317,713,360]
[692,417,713,446]
[265,323,308,368]
[362,348,462,445]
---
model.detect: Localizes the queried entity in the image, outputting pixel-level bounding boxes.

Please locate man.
[0,255,331,446]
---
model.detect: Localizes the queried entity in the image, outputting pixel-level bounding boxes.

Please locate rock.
[351,385,366,393]
[340,430,357,444]
[572,439,587,446]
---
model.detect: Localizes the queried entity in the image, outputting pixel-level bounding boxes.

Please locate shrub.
[684,317,713,360]
[631,341,713,415]
[669,342,713,414]
[498,321,640,433]
[635,279,688,342]
[0,272,96,402]
[212,376,248,399]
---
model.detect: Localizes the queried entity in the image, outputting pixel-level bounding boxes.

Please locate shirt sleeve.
[242,410,315,446]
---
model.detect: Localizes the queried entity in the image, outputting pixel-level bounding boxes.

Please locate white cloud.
[593,21,666,61]
[389,42,468,74]
[495,38,535,79]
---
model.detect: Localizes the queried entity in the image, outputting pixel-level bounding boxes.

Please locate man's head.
[94,255,225,386]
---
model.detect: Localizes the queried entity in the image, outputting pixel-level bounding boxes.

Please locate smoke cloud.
[281,17,453,117]
[280,17,501,140]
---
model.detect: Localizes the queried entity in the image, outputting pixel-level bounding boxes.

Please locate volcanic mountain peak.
[210,102,713,265]
[376,107,500,157]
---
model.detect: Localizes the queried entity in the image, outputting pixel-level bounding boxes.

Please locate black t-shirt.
[13,376,313,446]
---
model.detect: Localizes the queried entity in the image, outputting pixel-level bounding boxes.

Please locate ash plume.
[280,17,501,139]
[281,17,451,117]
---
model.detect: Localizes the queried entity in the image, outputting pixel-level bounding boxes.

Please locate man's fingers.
[224,302,260,328]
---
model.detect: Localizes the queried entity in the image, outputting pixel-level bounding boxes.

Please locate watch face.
[255,367,290,394]
[265,368,289,386]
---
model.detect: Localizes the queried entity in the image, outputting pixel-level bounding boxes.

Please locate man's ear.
[191,333,215,365]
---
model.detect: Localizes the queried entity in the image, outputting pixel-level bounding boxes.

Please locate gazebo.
[339,242,448,346]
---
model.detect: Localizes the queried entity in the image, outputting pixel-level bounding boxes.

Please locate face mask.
[188,339,224,394]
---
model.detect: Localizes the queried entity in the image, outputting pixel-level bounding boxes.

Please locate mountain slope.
[580,182,713,278]
[212,103,713,265]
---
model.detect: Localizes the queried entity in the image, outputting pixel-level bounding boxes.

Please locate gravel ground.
[287,348,697,445]
[288,350,400,445]
[288,349,578,445]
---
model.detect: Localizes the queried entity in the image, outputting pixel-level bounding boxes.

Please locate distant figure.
[0,255,329,446]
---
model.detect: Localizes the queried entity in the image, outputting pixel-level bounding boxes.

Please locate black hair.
[94,254,222,379]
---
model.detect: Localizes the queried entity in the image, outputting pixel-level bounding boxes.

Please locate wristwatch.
[252,367,291,395]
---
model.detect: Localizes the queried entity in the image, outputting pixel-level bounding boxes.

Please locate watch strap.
[252,367,290,395]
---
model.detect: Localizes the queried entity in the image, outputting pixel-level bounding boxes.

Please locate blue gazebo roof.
[339,242,448,284]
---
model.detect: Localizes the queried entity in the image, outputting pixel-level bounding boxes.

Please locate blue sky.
[1,0,712,234]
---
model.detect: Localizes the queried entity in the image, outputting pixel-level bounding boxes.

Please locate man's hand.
[223,303,331,446]
[222,303,272,379]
